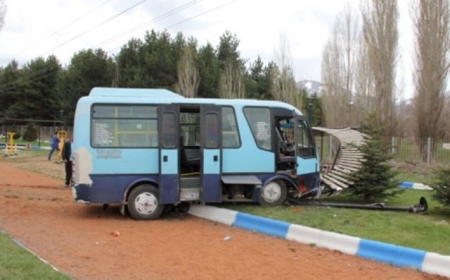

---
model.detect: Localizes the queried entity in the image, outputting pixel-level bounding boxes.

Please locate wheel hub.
[134,192,158,214]
[261,182,282,203]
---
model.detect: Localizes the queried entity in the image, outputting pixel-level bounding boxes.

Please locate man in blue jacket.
[48,132,60,161]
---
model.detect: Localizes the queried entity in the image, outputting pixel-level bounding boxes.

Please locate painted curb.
[188,205,450,278]
[399,181,432,190]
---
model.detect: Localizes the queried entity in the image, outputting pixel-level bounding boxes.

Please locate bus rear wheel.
[128,185,164,220]
[259,180,287,206]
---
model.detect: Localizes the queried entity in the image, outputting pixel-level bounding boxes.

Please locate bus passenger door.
[200,105,222,203]
[158,105,180,204]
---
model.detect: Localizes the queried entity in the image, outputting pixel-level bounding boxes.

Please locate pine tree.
[347,113,402,200]
[432,167,450,207]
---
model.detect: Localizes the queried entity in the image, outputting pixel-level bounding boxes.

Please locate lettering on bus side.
[96,149,122,159]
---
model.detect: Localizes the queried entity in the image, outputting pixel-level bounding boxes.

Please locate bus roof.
[84,87,303,115]
[89,87,184,99]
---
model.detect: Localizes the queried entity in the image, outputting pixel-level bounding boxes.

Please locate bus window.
[243,107,272,150]
[204,113,220,148]
[91,104,158,148]
[222,107,240,148]
[295,119,315,158]
[161,112,177,148]
[180,112,200,146]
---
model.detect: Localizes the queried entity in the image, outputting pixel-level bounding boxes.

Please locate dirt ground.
[0,152,446,280]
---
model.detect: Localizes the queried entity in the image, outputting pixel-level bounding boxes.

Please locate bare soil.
[0,152,446,280]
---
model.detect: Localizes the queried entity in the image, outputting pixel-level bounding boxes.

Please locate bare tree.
[0,0,6,33]
[271,34,301,109]
[218,59,245,99]
[441,96,450,139]
[175,46,200,98]
[321,2,360,128]
[361,0,399,137]
[321,37,344,128]
[354,33,376,123]
[412,0,450,160]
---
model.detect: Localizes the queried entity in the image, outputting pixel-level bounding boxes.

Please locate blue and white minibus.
[72,87,320,220]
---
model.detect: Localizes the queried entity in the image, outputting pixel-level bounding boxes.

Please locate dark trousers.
[65,161,72,185]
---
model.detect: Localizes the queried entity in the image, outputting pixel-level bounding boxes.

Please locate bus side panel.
[222,149,274,173]
[202,149,221,202]
[297,157,320,191]
[91,150,159,174]
[89,175,159,203]
[296,157,318,175]
[159,149,179,204]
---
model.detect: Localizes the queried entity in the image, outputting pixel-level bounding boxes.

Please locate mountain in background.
[296,80,322,97]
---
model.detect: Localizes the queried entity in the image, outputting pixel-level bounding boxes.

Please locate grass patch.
[0,150,48,163]
[0,232,70,279]
[223,189,450,255]
[0,139,50,147]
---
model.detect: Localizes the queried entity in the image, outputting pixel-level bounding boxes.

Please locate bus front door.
[158,105,180,204]
[200,105,222,203]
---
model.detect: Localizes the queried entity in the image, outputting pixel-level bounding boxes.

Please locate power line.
[0,0,150,91]
[94,0,201,48]
[13,0,113,57]
[0,0,202,92]
[0,0,239,93]
[0,0,200,92]
[42,0,148,56]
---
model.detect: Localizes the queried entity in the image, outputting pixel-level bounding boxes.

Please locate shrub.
[23,123,38,141]
[432,167,450,207]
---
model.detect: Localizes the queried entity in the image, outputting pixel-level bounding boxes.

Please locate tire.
[127,185,164,220]
[259,180,287,206]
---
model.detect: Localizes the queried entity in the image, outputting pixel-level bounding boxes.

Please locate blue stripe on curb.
[357,239,426,268]
[233,212,290,238]
[399,182,414,188]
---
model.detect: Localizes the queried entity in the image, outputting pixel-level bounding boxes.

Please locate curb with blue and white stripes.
[188,205,450,278]
[399,181,433,190]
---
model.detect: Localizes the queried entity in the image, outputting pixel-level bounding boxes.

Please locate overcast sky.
[0,0,416,97]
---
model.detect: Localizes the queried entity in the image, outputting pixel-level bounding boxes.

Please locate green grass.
[222,189,450,255]
[1,150,48,162]
[0,232,70,279]
[1,139,50,147]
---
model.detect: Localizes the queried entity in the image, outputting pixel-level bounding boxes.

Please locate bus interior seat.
[179,136,200,171]
[276,126,295,163]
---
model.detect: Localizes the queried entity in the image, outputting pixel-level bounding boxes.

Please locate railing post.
[427,137,431,164]
[329,135,333,160]
[391,137,396,154]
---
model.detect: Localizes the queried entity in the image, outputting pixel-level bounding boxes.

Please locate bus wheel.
[128,185,164,220]
[259,180,287,206]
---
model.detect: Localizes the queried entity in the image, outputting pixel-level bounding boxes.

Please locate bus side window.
[295,120,315,158]
[222,107,240,148]
[162,112,177,148]
[243,107,272,151]
[204,113,219,148]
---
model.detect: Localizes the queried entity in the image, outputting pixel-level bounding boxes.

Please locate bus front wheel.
[128,185,164,220]
[259,180,287,206]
